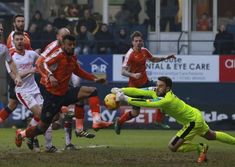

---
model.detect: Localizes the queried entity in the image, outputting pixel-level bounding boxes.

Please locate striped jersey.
[41,48,95,96]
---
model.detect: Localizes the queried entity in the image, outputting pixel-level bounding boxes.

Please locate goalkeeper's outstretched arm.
[121,87,156,98]
[127,96,169,108]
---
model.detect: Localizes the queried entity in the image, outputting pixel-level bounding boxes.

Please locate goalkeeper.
[112,76,235,163]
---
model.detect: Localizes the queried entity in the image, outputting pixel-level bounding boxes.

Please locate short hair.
[57,27,70,36]
[13,14,24,22]
[158,76,173,89]
[130,31,143,41]
[13,31,24,38]
[62,34,76,42]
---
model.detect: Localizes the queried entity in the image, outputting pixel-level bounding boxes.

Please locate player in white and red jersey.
[0,15,44,151]
[12,31,57,152]
[0,21,21,85]
[0,21,22,122]
[0,14,32,123]
[0,22,21,117]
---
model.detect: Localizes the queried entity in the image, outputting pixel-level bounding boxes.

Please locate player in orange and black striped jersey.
[15,35,113,147]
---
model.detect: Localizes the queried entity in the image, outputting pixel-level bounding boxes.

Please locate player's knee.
[204,130,216,140]
[52,121,62,130]
[89,87,98,97]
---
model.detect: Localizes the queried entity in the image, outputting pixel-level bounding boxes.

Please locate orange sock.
[26,123,47,138]
[0,107,12,122]
[88,96,100,113]
[118,111,133,125]
[75,119,84,130]
[25,126,37,138]
[74,105,85,130]
[155,109,164,123]
[88,96,101,122]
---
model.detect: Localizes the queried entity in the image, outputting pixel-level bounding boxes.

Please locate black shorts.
[8,76,17,100]
[40,86,81,124]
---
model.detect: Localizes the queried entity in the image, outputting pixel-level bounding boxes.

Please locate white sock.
[44,125,52,148]
[65,128,72,145]
[64,122,72,145]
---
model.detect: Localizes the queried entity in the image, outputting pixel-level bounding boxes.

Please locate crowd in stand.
[27,1,147,55]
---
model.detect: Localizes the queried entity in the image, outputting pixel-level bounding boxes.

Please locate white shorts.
[16,92,43,109]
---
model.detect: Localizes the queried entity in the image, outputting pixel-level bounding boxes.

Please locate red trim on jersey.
[16,93,30,109]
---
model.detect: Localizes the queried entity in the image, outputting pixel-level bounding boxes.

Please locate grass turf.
[0,128,235,167]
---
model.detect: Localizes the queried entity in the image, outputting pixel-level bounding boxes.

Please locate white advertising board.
[113,55,219,82]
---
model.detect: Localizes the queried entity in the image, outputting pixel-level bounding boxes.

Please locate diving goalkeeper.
[112,76,235,163]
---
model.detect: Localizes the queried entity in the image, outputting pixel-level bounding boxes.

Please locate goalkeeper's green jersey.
[122,87,200,125]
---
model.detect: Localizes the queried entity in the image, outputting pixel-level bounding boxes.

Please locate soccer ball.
[104,93,119,110]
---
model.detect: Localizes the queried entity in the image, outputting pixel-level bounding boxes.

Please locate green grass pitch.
[0,128,235,167]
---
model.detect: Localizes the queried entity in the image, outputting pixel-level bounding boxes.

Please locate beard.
[64,50,74,56]
[15,26,24,32]
[157,91,166,97]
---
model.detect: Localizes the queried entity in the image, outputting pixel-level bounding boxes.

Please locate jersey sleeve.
[122,87,157,98]
[5,47,12,62]
[0,44,12,62]
[6,34,13,49]
[42,53,61,76]
[143,48,153,59]
[32,50,40,59]
[122,49,132,67]
[73,62,96,81]
[127,91,172,108]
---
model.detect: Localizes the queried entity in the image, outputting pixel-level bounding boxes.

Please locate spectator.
[40,23,56,49]
[65,4,80,18]
[213,24,234,54]
[160,0,179,32]
[75,24,95,55]
[28,23,42,50]
[197,13,212,31]
[124,0,141,24]
[114,4,131,27]
[29,10,47,31]
[75,9,98,35]
[95,24,115,54]
[53,13,70,29]
[145,0,156,31]
[115,28,130,54]
[218,10,235,26]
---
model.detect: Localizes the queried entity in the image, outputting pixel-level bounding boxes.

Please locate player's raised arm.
[150,53,176,63]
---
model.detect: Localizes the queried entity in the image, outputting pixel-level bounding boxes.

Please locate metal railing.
[177,31,188,54]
